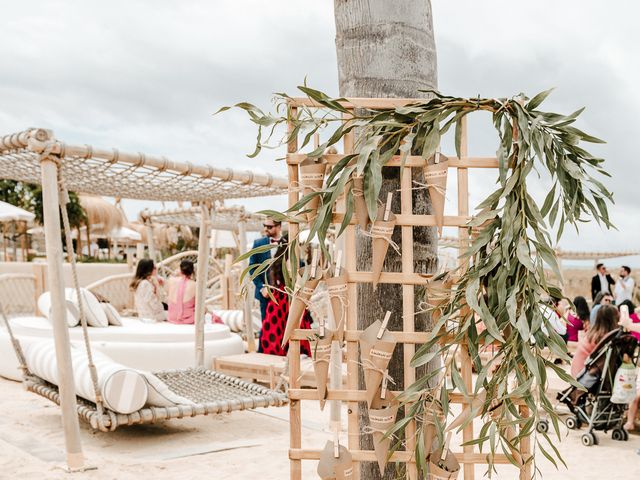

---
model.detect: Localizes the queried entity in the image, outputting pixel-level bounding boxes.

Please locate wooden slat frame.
[285,98,531,480]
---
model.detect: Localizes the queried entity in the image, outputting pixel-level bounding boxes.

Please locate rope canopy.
[146,205,265,232]
[0,129,288,202]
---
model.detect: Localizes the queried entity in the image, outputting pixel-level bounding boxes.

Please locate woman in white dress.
[130,259,166,322]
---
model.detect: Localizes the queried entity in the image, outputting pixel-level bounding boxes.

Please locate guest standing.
[131,259,166,322]
[167,260,196,324]
[591,263,614,301]
[248,217,282,352]
[615,266,635,305]
[259,237,312,356]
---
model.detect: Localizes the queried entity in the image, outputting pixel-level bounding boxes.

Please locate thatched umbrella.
[78,195,126,256]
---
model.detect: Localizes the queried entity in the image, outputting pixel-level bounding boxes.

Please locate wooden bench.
[214,352,345,390]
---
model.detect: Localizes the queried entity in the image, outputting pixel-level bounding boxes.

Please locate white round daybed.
[0,316,243,381]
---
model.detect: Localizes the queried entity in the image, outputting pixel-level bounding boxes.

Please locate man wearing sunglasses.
[248,217,282,351]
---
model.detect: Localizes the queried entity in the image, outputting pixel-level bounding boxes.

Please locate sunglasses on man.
[263,224,276,230]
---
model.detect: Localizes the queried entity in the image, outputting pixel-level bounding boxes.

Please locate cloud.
[0,0,636,263]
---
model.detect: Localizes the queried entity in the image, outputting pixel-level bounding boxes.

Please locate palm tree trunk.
[334,2,438,478]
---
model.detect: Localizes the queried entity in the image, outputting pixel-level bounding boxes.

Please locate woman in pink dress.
[167,260,196,324]
[566,296,590,342]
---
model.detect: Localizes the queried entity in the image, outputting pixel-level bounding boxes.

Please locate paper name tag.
[424,170,447,179]
[370,349,393,360]
[301,173,324,181]
[301,286,315,296]
[370,414,395,423]
[328,283,348,293]
[371,226,394,236]
[314,344,332,355]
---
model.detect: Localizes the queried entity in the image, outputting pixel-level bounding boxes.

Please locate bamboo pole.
[40,157,85,470]
[238,219,256,352]
[194,203,211,367]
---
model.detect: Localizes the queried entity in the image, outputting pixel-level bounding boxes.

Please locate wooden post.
[85,222,91,259]
[76,226,82,258]
[20,221,27,261]
[238,219,256,352]
[401,163,418,479]
[39,157,85,470]
[210,229,218,259]
[2,223,6,261]
[194,203,211,367]
[222,253,233,310]
[457,117,475,480]
[11,221,17,261]
[342,127,361,480]
[286,106,303,480]
[145,222,156,262]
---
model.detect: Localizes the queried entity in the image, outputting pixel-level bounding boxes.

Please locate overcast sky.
[1,1,638,267]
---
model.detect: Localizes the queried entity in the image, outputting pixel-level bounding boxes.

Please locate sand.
[0,376,638,480]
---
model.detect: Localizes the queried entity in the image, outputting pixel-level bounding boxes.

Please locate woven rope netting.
[0,274,36,316]
[0,129,287,202]
[26,368,287,431]
[148,206,266,232]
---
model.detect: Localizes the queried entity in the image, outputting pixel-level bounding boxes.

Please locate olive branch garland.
[228,86,613,474]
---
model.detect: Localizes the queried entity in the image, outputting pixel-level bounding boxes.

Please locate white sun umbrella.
[0,201,35,223]
[108,226,142,242]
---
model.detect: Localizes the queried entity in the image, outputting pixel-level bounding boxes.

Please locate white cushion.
[11,316,232,343]
[38,288,108,328]
[37,294,80,327]
[101,303,123,326]
[213,309,261,333]
[24,340,148,414]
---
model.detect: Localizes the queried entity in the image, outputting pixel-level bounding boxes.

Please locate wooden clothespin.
[376,311,392,339]
[383,192,393,221]
[381,370,389,399]
[440,432,452,463]
[334,429,340,458]
[434,147,441,164]
[310,246,319,278]
[334,250,342,277]
[319,317,325,338]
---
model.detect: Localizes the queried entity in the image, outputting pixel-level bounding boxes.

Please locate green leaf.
[526,88,555,110]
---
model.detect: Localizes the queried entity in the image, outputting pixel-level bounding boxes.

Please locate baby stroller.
[554,328,638,446]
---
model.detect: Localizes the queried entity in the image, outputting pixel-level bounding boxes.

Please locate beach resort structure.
[0,128,288,470]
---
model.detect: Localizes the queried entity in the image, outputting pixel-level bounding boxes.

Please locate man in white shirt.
[615,266,635,305]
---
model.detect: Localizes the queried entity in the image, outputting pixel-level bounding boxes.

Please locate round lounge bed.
[0,316,243,381]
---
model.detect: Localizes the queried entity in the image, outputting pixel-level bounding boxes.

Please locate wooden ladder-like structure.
[285,97,531,480]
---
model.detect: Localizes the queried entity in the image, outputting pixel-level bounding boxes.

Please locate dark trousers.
[257,295,269,353]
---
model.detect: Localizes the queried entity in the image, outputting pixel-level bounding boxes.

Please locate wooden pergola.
[0,128,287,470]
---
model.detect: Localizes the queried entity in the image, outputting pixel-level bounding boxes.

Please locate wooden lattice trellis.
[285,98,532,480]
